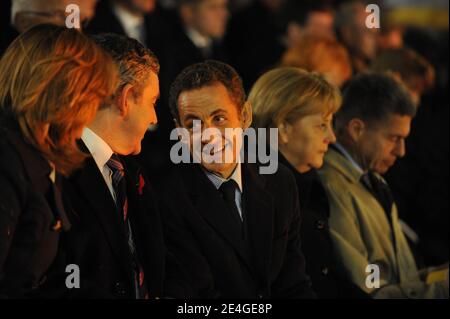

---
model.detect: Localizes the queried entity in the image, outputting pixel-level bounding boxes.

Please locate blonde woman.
[0,24,118,298]
[249,67,367,298]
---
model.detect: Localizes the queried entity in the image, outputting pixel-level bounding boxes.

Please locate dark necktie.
[219,180,243,234]
[360,172,395,218]
[107,154,148,299]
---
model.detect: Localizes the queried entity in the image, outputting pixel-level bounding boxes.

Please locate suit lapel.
[181,164,254,271]
[242,164,274,283]
[71,155,134,282]
[123,158,164,296]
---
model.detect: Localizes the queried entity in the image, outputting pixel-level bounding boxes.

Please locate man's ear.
[116,84,133,118]
[240,101,253,129]
[347,118,366,143]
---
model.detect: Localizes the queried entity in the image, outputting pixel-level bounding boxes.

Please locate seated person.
[249,67,368,298]
[153,60,315,299]
[318,73,448,298]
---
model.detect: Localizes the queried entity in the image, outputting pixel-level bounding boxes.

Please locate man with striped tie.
[58,33,189,299]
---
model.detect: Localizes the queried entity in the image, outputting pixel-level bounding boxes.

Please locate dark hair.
[90,33,159,102]
[336,73,416,129]
[169,60,246,122]
[284,0,333,27]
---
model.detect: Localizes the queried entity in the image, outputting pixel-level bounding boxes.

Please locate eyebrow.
[182,108,228,122]
[210,109,227,116]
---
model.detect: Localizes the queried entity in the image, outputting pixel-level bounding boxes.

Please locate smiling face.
[358,114,412,174]
[177,82,251,178]
[280,112,336,173]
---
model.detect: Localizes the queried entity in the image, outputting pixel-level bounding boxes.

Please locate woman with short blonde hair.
[0,24,118,297]
[250,67,341,173]
[249,68,367,298]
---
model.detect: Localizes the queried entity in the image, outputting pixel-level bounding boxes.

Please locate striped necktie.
[107,154,149,299]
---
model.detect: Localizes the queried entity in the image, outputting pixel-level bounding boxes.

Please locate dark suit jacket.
[153,162,315,299]
[279,154,369,299]
[58,146,188,299]
[0,116,70,298]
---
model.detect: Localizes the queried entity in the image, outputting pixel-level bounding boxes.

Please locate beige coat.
[318,147,448,298]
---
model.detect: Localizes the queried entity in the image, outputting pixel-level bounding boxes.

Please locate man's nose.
[149,106,158,126]
[394,139,406,158]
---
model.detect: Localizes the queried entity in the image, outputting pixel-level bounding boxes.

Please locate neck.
[88,115,125,155]
[279,146,311,174]
[336,136,367,172]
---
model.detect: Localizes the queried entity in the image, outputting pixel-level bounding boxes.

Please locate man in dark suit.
[153,60,315,298]
[57,34,187,299]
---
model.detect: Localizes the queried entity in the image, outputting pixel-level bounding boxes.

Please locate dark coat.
[57,146,189,298]
[279,153,369,299]
[153,162,315,299]
[0,116,70,298]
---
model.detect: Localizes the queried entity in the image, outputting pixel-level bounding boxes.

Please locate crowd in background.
[0,0,448,299]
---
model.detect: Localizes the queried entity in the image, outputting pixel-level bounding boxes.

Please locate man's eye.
[214,116,226,124]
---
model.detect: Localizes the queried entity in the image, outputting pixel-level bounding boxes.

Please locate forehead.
[374,114,412,136]
[142,72,159,96]
[178,83,237,117]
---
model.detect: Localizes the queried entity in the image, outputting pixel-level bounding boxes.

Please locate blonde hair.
[249,67,342,129]
[0,25,118,176]
[281,34,352,87]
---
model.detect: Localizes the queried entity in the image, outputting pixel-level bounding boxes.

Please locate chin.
[202,162,235,178]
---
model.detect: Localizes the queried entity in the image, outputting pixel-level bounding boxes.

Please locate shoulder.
[0,127,27,178]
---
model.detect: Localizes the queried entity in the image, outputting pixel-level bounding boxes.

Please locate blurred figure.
[281,34,352,88]
[371,47,435,107]
[1,0,97,55]
[0,24,117,298]
[283,0,336,49]
[318,73,448,298]
[225,0,288,90]
[87,0,164,49]
[335,0,379,74]
[12,0,96,32]
[250,68,368,298]
[377,25,404,52]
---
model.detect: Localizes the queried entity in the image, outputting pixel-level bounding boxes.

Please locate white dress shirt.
[81,127,116,202]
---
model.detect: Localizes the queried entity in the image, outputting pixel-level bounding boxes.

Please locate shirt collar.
[333,142,364,174]
[204,162,243,193]
[185,27,212,49]
[81,127,114,170]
